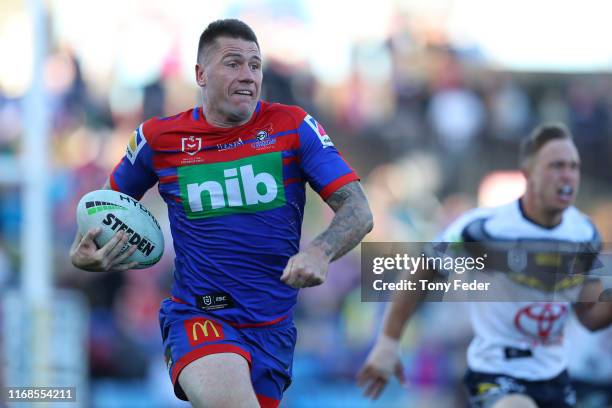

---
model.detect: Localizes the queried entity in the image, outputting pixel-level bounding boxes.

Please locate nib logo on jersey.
[178,152,286,219]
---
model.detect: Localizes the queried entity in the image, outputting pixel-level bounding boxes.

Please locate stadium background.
[1,0,611,406]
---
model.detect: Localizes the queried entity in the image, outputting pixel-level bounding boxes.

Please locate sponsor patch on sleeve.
[126,124,147,164]
[305,114,334,147]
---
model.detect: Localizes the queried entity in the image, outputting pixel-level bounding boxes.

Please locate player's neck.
[520,195,563,228]
[202,106,252,128]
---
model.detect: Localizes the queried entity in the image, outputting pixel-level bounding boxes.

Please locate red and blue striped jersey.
[110,101,359,324]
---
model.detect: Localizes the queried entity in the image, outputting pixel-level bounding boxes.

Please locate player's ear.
[519,158,531,180]
[195,63,206,87]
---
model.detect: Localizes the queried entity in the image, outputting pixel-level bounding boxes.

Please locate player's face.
[196,37,262,127]
[526,139,580,213]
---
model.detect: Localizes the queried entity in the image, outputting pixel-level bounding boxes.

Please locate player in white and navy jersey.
[357,123,612,408]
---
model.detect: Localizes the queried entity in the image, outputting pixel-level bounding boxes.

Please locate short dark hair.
[197,19,259,63]
[519,123,573,166]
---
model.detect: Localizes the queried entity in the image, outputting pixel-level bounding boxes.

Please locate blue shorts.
[464,369,576,408]
[158,297,296,407]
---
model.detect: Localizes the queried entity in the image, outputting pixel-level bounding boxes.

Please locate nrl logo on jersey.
[508,246,528,273]
[182,136,202,156]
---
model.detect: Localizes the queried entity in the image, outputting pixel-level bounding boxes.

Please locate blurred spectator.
[488,75,531,142]
[568,79,610,179]
[426,50,485,195]
[262,58,297,105]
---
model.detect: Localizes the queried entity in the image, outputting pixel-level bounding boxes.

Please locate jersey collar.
[517,198,564,230]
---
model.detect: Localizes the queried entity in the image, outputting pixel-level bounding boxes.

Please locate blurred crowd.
[1,8,612,408]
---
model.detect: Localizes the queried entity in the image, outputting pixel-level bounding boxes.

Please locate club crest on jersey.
[126,125,147,165]
[182,136,202,156]
[252,129,276,150]
[305,114,334,148]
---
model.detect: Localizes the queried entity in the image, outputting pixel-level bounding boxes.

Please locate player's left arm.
[317,181,373,260]
[573,279,612,331]
[281,181,373,288]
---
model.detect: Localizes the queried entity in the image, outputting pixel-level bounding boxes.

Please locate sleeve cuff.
[318,172,360,200]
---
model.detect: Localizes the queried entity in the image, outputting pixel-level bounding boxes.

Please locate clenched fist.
[280,245,330,288]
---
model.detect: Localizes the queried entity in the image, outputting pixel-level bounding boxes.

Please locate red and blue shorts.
[158,297,296,408]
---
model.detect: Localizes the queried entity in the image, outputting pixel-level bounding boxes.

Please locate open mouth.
[557,185,573,201]
[234,90,253,96]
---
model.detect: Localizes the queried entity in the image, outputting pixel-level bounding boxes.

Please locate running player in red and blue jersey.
[70,19,373,407]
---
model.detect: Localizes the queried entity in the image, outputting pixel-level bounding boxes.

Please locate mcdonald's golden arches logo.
[184,318,225,346]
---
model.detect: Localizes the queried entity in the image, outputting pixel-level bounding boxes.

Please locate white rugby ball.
[76,190,164,269]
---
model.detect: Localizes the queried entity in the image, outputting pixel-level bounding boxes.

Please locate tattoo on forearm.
[313,182,373,261]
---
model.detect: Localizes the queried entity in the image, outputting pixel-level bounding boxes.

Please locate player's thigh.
[491,394,538,408]
[179,352,259,408]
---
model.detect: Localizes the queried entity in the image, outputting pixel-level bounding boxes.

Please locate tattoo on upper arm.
[330,188,351,202]
[325,182,357,212]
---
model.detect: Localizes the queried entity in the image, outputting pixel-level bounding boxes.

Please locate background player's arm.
[573,279,612,331]
[356,213,478,398]
[381,266,435,338]
[280,181,373,288]
[69,178,138,272]
[356,266,434,399]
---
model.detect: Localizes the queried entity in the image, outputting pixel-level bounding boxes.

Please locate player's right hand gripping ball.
[76,190,164,269]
